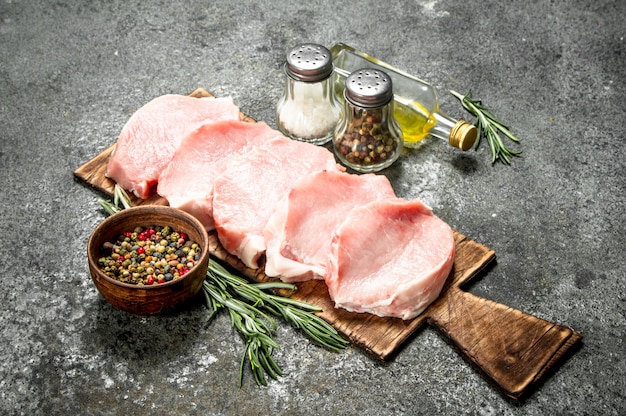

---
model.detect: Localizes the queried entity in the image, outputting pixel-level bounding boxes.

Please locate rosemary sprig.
[98,186,349,386]
[204,259,349,385]
[450,89,522,165]
[207,260,348,352]
[99,184,132,215]
[203,274,282,386]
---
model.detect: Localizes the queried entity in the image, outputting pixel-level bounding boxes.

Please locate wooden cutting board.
[74,88,582,400]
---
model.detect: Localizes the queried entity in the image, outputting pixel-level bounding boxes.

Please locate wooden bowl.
[87,205,210,315]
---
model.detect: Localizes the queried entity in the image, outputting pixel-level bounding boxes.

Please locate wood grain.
[74,87,581,400]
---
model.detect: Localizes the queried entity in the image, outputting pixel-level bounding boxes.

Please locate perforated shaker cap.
[345,68,394,108]
[284,43,333,82]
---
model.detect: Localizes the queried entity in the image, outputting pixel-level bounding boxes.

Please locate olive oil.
[392,96,438,146]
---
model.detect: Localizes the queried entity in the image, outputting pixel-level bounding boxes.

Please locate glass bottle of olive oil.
[330,43,476,151]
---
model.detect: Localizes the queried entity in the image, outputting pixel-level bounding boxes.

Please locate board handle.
[426,287,582,400]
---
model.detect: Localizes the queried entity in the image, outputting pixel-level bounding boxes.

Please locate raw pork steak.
[212,136,343,269]
[264,170,396,282]
[325,198,455,320]
[106,95,240,199]
[157,120,282,230]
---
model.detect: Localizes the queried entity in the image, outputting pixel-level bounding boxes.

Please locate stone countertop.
[1,1,624,415]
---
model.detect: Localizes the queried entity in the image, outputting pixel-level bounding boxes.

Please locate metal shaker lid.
[284,43,333,82]
[345,68,393,108]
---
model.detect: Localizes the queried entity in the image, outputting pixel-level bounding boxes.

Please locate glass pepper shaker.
[332,68,403,173]
[276,43,341,145]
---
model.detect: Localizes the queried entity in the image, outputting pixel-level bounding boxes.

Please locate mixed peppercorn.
[98,225,201,285]
[335,110,398,167]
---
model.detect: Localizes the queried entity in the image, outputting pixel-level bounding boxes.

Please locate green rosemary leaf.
[450,89,522,165]
[114,184,132,209]
[98,199,119,216]
[98,184,132,216]
[203,258,348,385]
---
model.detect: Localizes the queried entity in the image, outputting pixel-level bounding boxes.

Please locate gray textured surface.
[1,0,624,415]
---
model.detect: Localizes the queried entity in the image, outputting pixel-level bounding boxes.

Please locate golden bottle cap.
[449,121,477,151]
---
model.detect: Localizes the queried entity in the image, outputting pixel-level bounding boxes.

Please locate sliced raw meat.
[325,198,455,320]
[157,120,282,230]
[212,136,343,269]
[264,171,396,282]
[106,94,241,199]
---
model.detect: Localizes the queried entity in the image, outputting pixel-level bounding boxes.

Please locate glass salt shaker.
[276,43,341,145]
[332,68,403,173]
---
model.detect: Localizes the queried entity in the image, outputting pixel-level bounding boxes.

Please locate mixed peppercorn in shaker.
[332,68,403,173]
